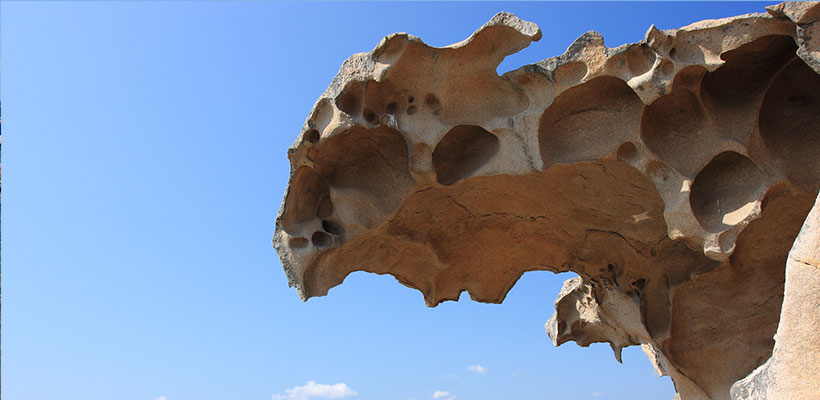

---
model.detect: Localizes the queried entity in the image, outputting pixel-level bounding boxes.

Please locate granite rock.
[274,3,820,399]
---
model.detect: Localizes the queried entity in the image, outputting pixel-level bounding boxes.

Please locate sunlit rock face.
[274,3,820,399]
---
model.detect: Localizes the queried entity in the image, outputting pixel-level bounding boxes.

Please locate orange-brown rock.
[274,3,820,399]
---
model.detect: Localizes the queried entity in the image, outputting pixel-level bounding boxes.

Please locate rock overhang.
[274,3,820,399]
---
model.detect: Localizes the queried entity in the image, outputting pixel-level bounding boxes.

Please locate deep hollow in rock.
[540,76,642,166]
[690,151,766,232]
[432,125,499,185]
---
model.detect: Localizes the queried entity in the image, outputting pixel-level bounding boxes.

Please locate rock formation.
[273,3,820,399]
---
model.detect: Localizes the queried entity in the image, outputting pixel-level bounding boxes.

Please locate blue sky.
[2,2,776,400]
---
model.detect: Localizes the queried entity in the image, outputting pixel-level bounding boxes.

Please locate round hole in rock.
[626,46,655,76]
[616,142,638,163]
[701,35,796,112]
[311,231,332,247]
[363,108,379,124]
[322,219,345,236]
[640,86,709,177]
[336,81,364,116]
[759,58,820,191]
[408,96,414,103]
[407,105,417,115]
[699,35,798,145]
[313,126,415,230]
[689,151,765,232]
[304,129,320,144]
[310,99,334,136]
[289,237,309,248]
[540,76,642,166]
[425,93,439,106]
[433,125,499,185]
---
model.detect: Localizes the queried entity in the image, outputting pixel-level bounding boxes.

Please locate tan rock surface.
[730,191,820,399]
[274,3,820,399]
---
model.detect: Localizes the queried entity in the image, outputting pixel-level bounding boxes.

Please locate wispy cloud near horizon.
[467,364,487,374]
[432,390,456,400]
[272,381,357,400]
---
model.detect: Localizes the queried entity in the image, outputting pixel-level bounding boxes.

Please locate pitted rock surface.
[274,3,820,399]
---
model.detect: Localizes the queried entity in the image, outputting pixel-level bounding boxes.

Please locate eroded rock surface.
[274,3,820,399]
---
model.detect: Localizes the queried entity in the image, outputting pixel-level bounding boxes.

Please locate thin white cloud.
[432,390,456,400]
[272,381,357,400]
[154,397,168,400]
[467,365,487,374]
[591,392,604,398]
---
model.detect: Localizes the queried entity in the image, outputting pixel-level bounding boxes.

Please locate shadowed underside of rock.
[274,3,820,399]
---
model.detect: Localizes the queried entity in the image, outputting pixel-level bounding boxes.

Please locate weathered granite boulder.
[273,3,820,399]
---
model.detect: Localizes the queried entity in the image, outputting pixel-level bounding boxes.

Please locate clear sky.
[2,2,776,400]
